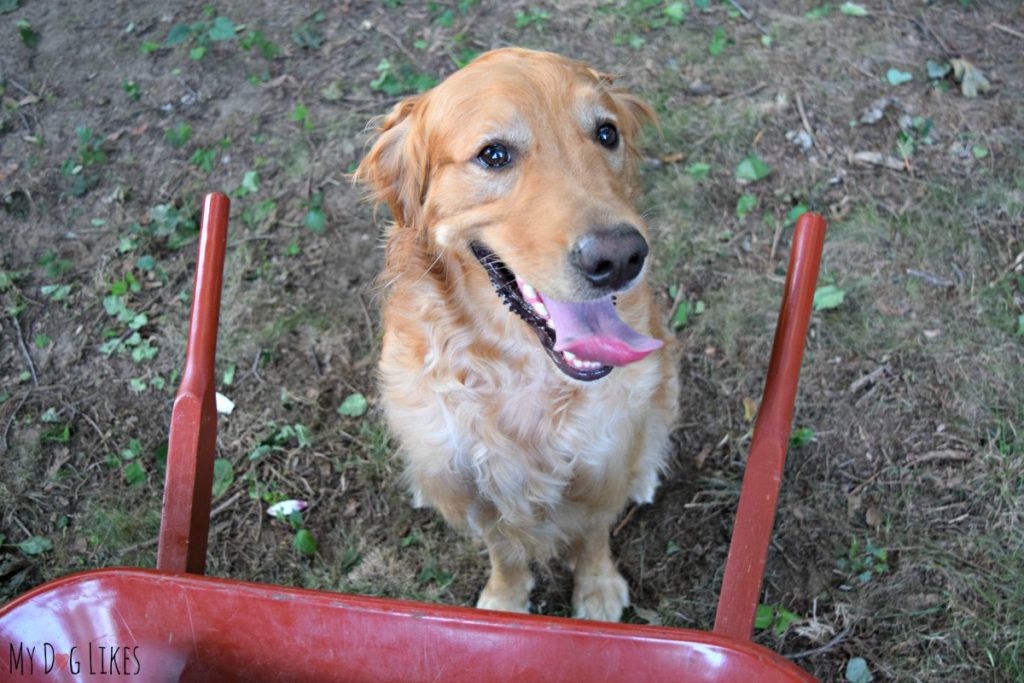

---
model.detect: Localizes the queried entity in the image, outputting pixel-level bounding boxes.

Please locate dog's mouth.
[470,242,662,382]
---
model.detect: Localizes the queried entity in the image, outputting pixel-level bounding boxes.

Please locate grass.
[1,2,1022,680]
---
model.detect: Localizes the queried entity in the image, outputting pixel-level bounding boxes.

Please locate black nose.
[571,225,649,291]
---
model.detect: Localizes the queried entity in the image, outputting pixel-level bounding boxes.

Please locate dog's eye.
[596,123,619,149]
[477,143,512,169]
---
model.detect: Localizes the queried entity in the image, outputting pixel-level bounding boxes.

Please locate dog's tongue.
[545,295,663,366]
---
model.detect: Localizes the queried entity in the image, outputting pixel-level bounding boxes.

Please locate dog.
[355,47,678,622]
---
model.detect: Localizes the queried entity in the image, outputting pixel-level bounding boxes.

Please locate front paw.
[573,570,629,622]
[476,575,533,613]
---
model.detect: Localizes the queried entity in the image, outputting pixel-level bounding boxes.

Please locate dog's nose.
[571,225,649,291]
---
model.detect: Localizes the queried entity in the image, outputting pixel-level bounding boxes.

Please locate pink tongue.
[544,295,663,366]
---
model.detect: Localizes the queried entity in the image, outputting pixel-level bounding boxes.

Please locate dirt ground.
[2,1,1022,681]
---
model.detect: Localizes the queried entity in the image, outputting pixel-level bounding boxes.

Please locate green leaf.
[804,5,829,19]
[0,0,19,14]
[17,536,53,555]
[687,162,711,179]
[786,203,809,226]
[338,393,369,418]
[671,301,689,330]
[140,40,161,54]
[754,604,774,629]
[813,285,846,311]
[886,68,913,86]
[164,122,193,148]
[735,155,772,182]
[434,8,455,27]
[305,208,326,233]
[212,458,234,498]
[17,19,40,48]
[34,334,51,348]
[165,23,194,46]
[926,59,951,80]
[760,34,773,47]
[190,46,207,60]
[664,2,687,23]
[124,461,146,487]
[971,145,988,160]
[40,407,61,423]
[735,193,757,219]
[1016,314,1024,337]
[136,254,156,271]
[839,2,869,16]
[129,378,147,392]
[223,362,237,385]
[208,16,237,41]
[665,540,681,556]
[238,171,259,197]
[790,426,816,448]
[293,528,317,556]
[845,656,873,683]
[773,606,801,636]
[708,26,726,56]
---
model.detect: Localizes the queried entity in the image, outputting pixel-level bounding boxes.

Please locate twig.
[848,365,889,394]
[990,23,1024,40]
[987,250,1024,289]
[10,312,38,387]
[784,626,852,660]
[906,268,954,288]
[794,93,822,155]
[727,0,769,36]
[612,505,638,537]
[115,491,243,558]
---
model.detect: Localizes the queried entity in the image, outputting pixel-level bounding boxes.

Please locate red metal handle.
[713,212,827,640]
[157,193,230,574]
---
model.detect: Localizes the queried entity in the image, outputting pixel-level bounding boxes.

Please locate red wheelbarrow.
[1,194,827,682]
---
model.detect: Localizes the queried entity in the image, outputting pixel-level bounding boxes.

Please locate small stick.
[727,0,769,36]
[784,626,852,660]
[794,93,822,155]
[906,268,954,287]
[848,365,888,394]
[612,505,638,537]
[990,23,1024,40]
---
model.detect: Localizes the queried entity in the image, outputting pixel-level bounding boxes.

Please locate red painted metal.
[156,192,229,574]
[713,212,828,640]
[1,569,815,682]
[0,199,827,682]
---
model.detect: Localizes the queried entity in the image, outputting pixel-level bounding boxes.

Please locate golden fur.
[356,48,678,621]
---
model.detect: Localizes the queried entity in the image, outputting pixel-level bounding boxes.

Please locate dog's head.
[357,48,662,381]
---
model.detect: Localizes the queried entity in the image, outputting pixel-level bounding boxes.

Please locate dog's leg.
[568,522,629,622]
[476,540,534,613]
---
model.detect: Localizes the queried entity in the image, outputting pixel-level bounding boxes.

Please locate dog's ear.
[610,90,657,158]
[587,67,657,156]
[354,95,429,227]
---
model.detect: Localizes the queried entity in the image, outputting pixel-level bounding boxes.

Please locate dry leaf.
[742,396,758,422]
[950,58,991,98]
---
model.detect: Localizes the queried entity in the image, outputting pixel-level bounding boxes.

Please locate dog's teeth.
[563,351,576,361]
[521,282,536,300]
[532,302,548,318]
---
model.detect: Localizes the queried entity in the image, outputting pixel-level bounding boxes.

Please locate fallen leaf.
[742,396,758,422]
[840,2,869,16]
[950,58,991,98]
[215,391,235,415]
[813,284,846,311]
[852,151,905,171]
[845,656,873,683]
[633,606,663,625]
[267,499,308,518]
[886,68,913,86]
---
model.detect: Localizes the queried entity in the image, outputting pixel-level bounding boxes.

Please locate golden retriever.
[356,47,678,622]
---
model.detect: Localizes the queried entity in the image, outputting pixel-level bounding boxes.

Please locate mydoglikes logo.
[8,641,142,676]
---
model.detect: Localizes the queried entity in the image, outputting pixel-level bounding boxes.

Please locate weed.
[514,6,550,30]
[837,537,889,587]
[16,19,39,48]
[370,58,439,96]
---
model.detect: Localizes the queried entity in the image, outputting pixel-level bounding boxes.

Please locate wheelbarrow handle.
[713,212,827,640]
[157,193,230,574]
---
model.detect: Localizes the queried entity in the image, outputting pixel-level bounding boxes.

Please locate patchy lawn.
[1,1,1022,680]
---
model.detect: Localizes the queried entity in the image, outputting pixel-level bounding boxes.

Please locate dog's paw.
[476,589,530,614]
[476,572,533,614]
[573,570,629,622]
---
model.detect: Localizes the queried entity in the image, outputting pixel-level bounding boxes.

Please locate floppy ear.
[354,95,429,227]
[610,90,657,158]
[586,66,657,157]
